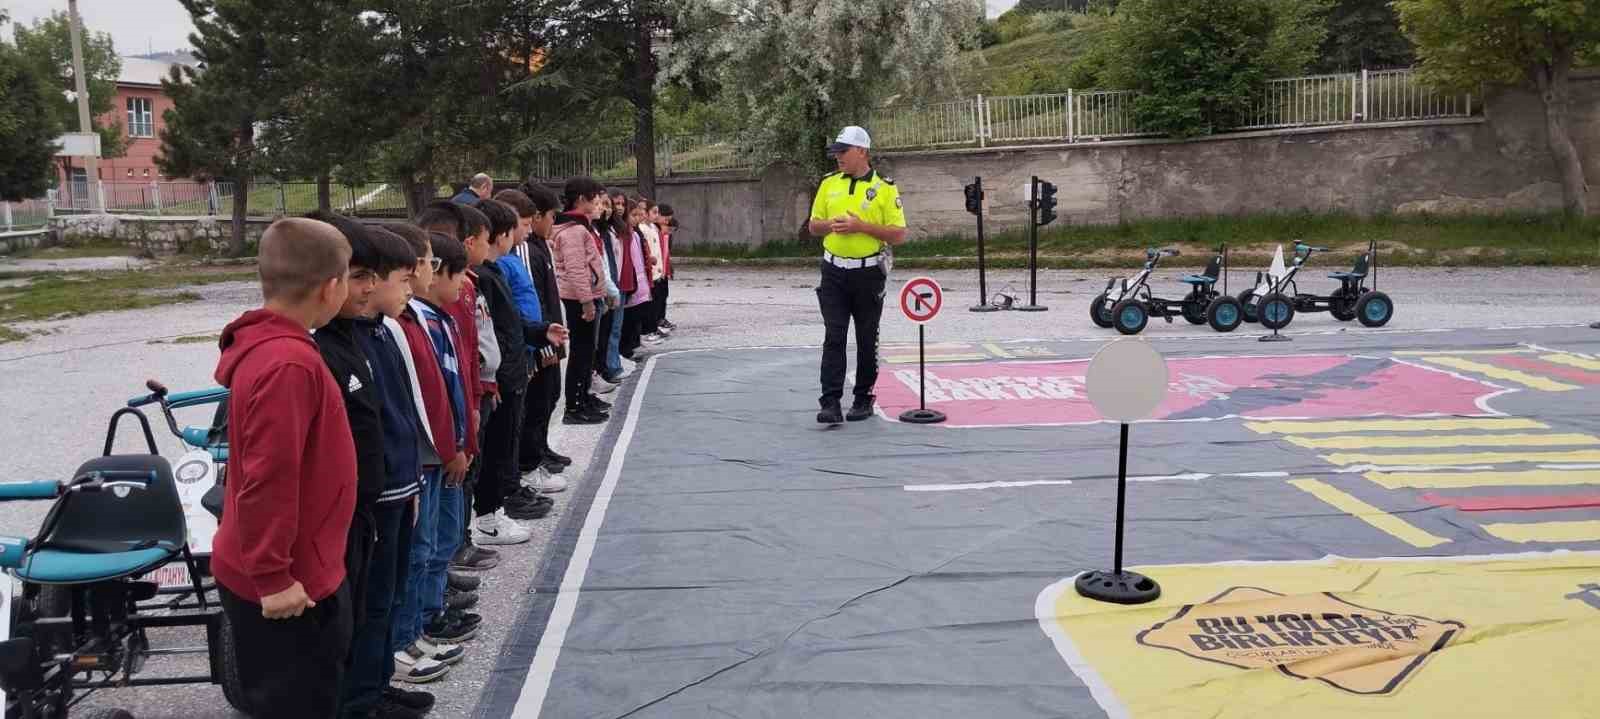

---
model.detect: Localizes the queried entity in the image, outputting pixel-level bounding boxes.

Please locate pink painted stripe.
[1422,492,1600,512]
[1484,355,1600,385]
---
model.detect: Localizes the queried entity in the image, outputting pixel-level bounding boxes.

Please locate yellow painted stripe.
[1324,449,1600,466]
[1287,433,1600,450]
[1393,348,1534,356]
[1288,479,1450,548]
[1419,356,1580,392]
[1540,353,1600,372]
[884,353,988,364]
[1245,418,1547,435]
[1364,468,1600,490]
[983,342,1013,358]
[1482,520,1600,544]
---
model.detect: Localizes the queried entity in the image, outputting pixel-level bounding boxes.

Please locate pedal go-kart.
[0,381,244,719]
[1240,239,1393,331]
[1089,245,1243,335]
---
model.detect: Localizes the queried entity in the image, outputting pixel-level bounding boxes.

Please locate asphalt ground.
[0,263,1596,718]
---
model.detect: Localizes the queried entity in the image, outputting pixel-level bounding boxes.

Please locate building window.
[126,168,134,178]
[142,169,150,178]
[127,97,154,138]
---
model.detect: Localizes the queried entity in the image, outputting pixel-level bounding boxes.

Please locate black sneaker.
[451,545,499,572]
[376,694,428,718]
[383,686,436,712]
[505,498,553,520]
[586,394,613,411]
[506,486,554,508]
[424,614,478,644]
[541,458,566,475]
[544,450,573,466]
[846,395,876,422]
[445,588,479,611]
[817,403,843,425]
[446,608,482,629]
[447,571,480,592]
[563,407,606,425]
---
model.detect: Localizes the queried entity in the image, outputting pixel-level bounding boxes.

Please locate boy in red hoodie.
[212,217,357,717]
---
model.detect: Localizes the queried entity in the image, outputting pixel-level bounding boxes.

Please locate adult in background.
[807,126,907,425]
[452,174,494,205]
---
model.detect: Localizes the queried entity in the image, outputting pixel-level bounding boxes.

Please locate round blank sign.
[1085,339,1169,422]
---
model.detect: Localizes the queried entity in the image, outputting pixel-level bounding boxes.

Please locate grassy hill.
[958,26,1099,97]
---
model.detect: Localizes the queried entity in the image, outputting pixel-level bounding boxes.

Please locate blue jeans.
[605,300,625,376]
[422,482,466,632]
[391,470,439,653]
[343,500,410,716]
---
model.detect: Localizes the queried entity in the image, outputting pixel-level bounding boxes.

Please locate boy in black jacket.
[470,198,538,545]
[309,213,436,718]
[503,187,572,479]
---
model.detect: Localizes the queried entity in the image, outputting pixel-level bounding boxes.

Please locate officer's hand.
[830,213,864,234]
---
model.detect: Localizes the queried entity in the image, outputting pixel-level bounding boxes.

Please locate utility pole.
[68,0,101,211]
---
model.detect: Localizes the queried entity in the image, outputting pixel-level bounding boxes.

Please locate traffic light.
[964,179,984,215]
[1037,180,1058,226]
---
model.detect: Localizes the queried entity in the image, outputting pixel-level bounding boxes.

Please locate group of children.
[209,176,677,719]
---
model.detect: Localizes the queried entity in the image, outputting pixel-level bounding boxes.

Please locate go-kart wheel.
[80,709,136,719]
[1355,290,1394,327]
[1330,290,1357,322]
[219,609,254,715]
[1236,289,1260,323]
[1259,292,1295,330]
[1111,298,1149,335]
[1181,292,1208,324]
[1089,292,1114,328]
[1206,296,1243,333]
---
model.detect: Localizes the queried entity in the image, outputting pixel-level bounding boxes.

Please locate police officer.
[808,126,908,425]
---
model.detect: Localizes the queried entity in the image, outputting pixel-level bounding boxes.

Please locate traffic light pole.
[1016,176,1048,312]
[970,176,999,313]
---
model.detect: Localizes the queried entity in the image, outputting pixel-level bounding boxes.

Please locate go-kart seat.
[1328,251,1370,281]
[1182,254,1224,285]
[13,454,187,585]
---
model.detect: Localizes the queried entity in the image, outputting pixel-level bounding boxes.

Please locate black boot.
[846,395,875,422]
[816,402,843,425]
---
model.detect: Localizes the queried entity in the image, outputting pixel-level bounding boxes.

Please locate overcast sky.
[3,0,1013,57]
[3,0,197,56]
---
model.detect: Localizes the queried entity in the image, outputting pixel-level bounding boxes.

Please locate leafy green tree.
[1395,0,1598,216]
[0,11,65,201]
[1070,0,1329,137]
[666,0,981,178]
[1312,0,1415,72]
[11,11,127,164]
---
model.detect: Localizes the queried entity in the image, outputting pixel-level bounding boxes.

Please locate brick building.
[58,56,204,209]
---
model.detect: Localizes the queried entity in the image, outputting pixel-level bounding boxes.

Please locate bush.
[1077,0,1329,137]
[994,9,1034,44]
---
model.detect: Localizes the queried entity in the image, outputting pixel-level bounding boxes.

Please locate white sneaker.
[592,373,619,394]
[414,637,465,666]
[656,325,672,336]
[475,509,531,545]
[643,333,665,345]
[523,467,568,493]
[393,646,451,683]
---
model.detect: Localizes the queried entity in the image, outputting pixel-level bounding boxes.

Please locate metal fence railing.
[2,197,55,232]
[526,134,754,182]
[864,67,1474,151]
[47,180,419,218]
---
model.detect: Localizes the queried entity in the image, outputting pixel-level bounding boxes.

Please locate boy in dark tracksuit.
[507,186,572,477]
[470,198,538,544]
[341,225,432,718]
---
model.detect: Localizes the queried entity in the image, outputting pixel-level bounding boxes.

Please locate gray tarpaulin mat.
[480,326,1600,719]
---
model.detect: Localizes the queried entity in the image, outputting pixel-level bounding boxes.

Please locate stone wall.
[51,214,273,254]
[641,72,1597,246]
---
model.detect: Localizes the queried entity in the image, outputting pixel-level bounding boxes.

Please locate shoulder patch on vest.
[880,176,895,186]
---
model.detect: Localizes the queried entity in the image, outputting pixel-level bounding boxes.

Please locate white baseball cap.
[827,126,872,154]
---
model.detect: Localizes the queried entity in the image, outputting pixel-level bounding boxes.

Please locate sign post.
[1076,338,1168,604]
[898,277,946,424]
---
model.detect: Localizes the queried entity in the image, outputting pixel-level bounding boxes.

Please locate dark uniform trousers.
[816,259,886,407]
